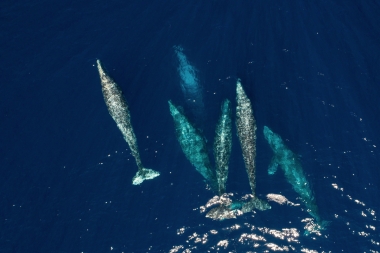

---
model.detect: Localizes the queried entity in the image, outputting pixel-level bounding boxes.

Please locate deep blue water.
[1,1,380,252]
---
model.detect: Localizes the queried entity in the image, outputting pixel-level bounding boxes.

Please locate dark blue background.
[1,1,380,252]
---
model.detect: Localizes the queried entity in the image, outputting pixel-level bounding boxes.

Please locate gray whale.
[235,80,270,212]
[168,100,217,191]
[214,99,232,196]
[264,126,328,233]
[97,60,159,185]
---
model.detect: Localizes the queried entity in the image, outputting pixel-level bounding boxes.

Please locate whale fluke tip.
[132,168,160,185]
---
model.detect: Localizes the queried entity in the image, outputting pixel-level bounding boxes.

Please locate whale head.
[263,126,285,152]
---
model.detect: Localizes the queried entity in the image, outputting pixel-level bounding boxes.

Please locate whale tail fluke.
[242,198,271,213]
[132,168,160,185]
[205,197,271,220]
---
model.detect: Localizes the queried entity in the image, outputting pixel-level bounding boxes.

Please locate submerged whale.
[97,60,160,185]
[235,80,270,212]
[204,100,234,220]
[168,100,217,191]
[214,99,232,195]
[174,46,204,119]
[263,126,328,232]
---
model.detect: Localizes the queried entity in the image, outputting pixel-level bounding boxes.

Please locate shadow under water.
[174,45,205,121]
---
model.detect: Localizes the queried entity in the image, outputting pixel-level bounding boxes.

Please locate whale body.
[174,46,204,120]
[205,100,233,220]
[97,60,159,185]
[214,99,232,195]
[235,80,270,212]
[168,100,217,191]
[263,126,328,232]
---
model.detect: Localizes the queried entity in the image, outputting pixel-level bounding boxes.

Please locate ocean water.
[1,0,380,252]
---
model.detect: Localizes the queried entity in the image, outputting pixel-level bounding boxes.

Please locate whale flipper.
[132,168,161,185]
[97,60,159,185]
[168,100,217,191]
[214,99,232,195]
[268,156,279,175]
[263,126,327,233]
[236,79,270,211]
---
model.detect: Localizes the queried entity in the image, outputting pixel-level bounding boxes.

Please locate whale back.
[214,99,232,195]
[97,60,131,133]
[236,80,257,196]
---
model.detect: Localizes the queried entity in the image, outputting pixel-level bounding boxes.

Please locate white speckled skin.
[97,60,159,184]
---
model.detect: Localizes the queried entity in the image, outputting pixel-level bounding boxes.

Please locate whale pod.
[235,79,270,211]
[263,126,328,233]
[97,60,160,185]
[214,99,232,195]
[168,100,217,191]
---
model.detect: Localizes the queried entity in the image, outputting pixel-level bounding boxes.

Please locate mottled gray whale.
[214,99,232,196]
[236,80,270,212]
[168,100,217,191]
[204,100,234,220]
[97,60,159,185]
[264,126,328,233]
